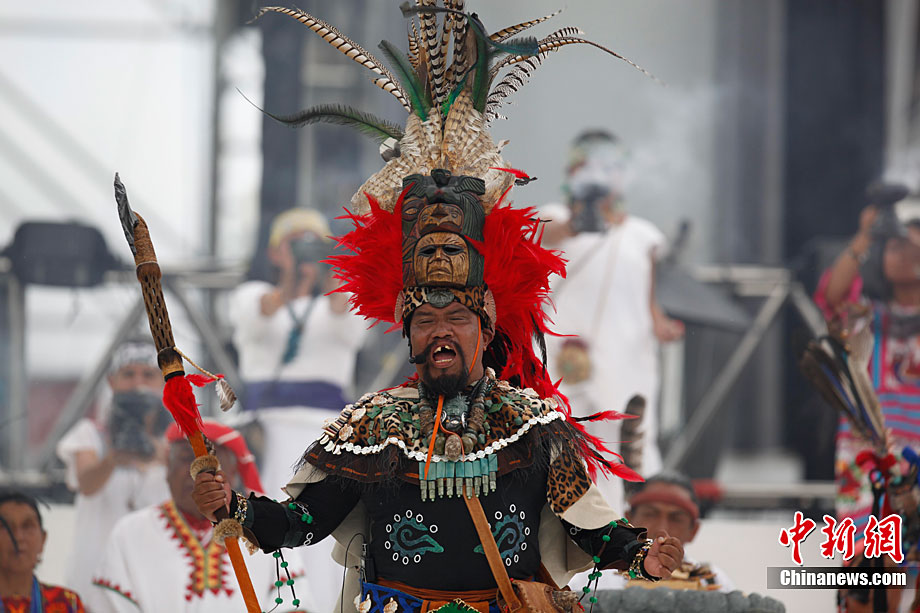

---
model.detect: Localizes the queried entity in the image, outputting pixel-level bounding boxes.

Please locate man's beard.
[416,341,469,398]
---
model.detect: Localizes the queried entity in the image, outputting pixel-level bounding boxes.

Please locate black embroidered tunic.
[235,376,647,598]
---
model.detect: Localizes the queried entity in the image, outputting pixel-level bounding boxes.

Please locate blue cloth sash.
[243,380,347,411]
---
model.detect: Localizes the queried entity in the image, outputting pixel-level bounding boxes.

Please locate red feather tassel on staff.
[162,376,203,439]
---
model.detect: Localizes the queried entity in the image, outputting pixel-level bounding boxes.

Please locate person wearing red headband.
[585,472,734,593]
[89,421,311,613]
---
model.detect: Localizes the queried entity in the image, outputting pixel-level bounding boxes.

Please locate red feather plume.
[326,193,405,325]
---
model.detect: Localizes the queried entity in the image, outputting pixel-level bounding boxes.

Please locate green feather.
[470,20,490,112]
[441,73,468,116]
[488,35,539,56]
[239,92,404,143]
[378,40,431,120]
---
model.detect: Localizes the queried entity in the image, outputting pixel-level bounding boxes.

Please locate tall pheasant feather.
[485,28,584,122]
[445,0,468,90]
[432,3,454,105]
[488,8,563,43]
[408,22,421,70]
[254,6,411,112]
[496,36,659,83]
[416,0,441,104]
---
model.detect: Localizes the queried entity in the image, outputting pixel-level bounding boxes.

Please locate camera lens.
[290,236,327,264]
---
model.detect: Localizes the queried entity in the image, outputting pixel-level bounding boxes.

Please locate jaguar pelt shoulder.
[546,449,592,514]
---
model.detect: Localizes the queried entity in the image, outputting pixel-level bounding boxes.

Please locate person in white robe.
[56,342,171,607]
[229,209,369,495]
[229,209,368,611]
[542,131,684,512]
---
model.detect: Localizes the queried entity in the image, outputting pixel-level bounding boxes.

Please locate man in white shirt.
[55,342,170,608]
[230,209,367,611]
[229,208,369,495]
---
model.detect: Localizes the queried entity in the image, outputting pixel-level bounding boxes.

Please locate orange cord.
[423,318,482,480]
[424,395,444,479]
[469,318,482,376]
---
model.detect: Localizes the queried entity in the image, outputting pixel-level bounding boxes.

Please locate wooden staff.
[113,174,261,613]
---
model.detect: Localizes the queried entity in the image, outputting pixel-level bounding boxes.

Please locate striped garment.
[836,303,920,546]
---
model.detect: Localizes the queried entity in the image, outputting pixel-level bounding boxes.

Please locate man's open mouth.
[432,344,457,367]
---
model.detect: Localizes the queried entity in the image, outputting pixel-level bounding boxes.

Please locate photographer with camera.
[542,131,684,513]
[55,341,171,607]
[229,208,367,613]
[229,208,368,495]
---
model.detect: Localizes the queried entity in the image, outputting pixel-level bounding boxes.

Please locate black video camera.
[568,184,611,233]
[108,390,170,459]
[289,235,329,265]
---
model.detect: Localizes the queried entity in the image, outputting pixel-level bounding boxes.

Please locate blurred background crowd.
[2,1,920,611]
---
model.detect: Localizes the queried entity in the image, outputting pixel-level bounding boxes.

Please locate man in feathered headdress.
[194,3,682,610]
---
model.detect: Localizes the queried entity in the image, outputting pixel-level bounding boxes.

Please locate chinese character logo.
[778,511,817,565]
[779,512,904,565]
[819,515,856,561]
[864,514,904,564]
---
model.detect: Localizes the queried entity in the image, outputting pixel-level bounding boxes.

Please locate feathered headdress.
[254,2,651,480]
